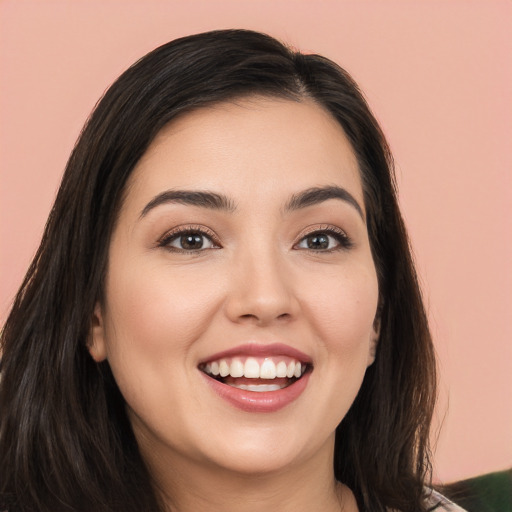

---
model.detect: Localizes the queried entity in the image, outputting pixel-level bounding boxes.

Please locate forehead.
[124,97,364,213]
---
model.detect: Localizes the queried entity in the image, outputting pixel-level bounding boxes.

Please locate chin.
[197,425,331,477]
[208,447,302,477]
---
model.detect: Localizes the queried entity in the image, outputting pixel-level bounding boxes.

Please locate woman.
[0,30,465,512]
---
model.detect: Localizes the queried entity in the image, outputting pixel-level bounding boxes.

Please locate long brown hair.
[0,29,436,512]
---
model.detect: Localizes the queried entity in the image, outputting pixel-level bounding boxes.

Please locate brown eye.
[305,233,330,250]
[160,229,218,252]
[179,233,205,250]
[295,229,352,251]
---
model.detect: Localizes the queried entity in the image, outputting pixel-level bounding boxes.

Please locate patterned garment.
[426,489,468,511]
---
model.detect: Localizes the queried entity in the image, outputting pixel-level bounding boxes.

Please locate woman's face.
[90,97,379,476]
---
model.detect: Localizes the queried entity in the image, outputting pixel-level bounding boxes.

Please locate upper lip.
[198,343,312,365]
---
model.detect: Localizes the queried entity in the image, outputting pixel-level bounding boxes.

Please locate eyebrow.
[140,190,236,218]
[285,186,365,220]
[140,185,364,220]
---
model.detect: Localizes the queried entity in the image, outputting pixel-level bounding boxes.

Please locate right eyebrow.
[139,190,236,219]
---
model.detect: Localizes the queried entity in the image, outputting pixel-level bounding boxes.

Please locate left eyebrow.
[284,185,365,220]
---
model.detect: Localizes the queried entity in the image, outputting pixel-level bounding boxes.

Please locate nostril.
[240,313,258,320]
[237,312,292,325]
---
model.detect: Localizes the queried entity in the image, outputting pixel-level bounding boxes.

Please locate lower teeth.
[229,383,285,392]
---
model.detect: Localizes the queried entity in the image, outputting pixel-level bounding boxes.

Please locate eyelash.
[294,225,353,252]
[157,224,353,253]
[157,225,221,253]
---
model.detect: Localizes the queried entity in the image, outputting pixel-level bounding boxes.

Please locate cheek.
[292,261,379,433]
[299,262,379,354]
[104,260,224,358]
[100,261,226,436]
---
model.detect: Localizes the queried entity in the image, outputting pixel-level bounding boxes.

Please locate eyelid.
[293,224,353,251]
[157,224,221,250]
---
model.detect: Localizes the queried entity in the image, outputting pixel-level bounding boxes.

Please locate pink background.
[1,0,511,483]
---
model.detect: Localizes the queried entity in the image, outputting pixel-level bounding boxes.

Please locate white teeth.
[244,358,260,378]
[219,360,230,377]
[276,361,288,378]
[230,358,244,378]
[203,356,308,380]
[259,359,276,379]
[230,383,284,392]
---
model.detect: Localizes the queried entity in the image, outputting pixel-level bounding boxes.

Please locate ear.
[87,302,108,362]
[367,315,380,367]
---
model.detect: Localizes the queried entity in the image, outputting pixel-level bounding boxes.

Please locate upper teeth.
[203,357,304,379]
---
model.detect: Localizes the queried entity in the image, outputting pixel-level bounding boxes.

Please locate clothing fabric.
[426,489,468,511]
[440,469,512,512]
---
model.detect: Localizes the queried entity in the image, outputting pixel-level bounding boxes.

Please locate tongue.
[222,376,291,386]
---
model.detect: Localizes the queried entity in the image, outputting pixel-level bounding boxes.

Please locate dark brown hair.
[0,29,436,512]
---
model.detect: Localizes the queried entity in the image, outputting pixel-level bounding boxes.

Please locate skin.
[89,97,379,512]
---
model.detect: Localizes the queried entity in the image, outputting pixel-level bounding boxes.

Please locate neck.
[139,435,358,512]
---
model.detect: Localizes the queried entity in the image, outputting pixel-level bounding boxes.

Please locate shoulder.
[425,488,468,511]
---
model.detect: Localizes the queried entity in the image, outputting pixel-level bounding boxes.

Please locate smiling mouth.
[199,356,311,392]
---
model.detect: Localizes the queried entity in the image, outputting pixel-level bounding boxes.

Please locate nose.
[224,246,299,326]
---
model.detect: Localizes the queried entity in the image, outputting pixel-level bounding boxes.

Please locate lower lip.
[201,372,311,413]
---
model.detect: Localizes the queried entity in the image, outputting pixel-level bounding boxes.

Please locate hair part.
[0,29,436,512]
